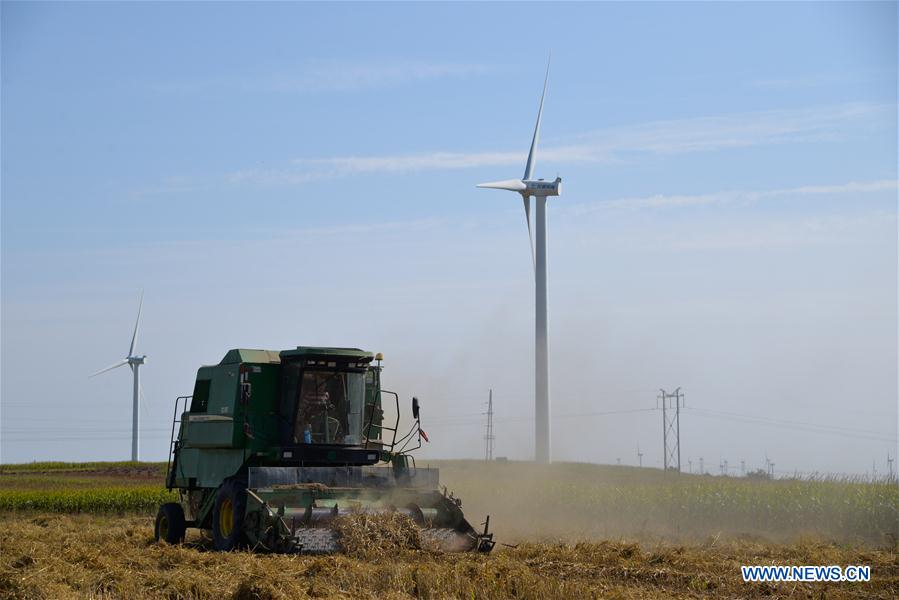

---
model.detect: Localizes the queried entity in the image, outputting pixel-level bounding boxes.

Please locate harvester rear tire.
[155,502,186,544]
[212,478,248,551]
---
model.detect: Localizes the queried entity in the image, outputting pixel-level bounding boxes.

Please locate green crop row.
[0,486,178,513]
[0,461,167,474]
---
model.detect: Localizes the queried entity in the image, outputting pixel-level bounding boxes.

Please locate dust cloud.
[430,460,898,547]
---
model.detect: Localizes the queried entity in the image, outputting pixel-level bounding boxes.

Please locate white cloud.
[225,103,894,186]
[226,152,522,186]
[555,180,897,253]
[587,179,899,211]
[566,102,891,155]
[650,210,898,252]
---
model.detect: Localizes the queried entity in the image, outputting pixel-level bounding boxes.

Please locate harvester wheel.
[155,502,186,544]
[212,479,248,551]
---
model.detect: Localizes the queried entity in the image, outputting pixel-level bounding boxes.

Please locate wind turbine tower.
[90,293,146,461]
[478,59,560,463]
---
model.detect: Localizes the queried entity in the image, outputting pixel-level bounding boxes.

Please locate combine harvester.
[155,347,494,554]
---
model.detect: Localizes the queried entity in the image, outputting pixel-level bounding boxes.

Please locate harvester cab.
[157,347,494,554]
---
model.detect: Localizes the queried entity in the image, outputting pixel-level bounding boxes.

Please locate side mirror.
[412,397,420,420]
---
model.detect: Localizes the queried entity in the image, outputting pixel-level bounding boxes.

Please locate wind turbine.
[477,58,560,464]
[90,293,146,461]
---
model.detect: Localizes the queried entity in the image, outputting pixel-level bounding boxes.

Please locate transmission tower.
[658,388,683,472]
[484,389,495,461]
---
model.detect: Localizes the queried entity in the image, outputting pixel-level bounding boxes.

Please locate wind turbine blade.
[90,359,129,378]
[476,179,526,191]
[128,291,143,357]
[523,54,551,181]
[522,194,535,271]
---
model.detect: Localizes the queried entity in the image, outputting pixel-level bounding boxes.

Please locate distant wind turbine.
[477,57,560,464]
[90,292,147,461]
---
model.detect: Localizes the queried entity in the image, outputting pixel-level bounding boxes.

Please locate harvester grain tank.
[155,347,494,553]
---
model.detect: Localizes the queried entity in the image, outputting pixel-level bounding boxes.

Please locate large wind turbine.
[477,60,560,464]
[90,293,147,462]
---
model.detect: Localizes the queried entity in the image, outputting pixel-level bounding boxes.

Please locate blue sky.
[2,2,896,475]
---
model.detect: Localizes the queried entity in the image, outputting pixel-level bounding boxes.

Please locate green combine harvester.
[155,347,494,554]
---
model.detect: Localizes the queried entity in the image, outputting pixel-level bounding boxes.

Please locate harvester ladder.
[364,389,400,452]
[165,395,191,490]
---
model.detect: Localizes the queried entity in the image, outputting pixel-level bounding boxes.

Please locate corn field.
[0,487,178,513]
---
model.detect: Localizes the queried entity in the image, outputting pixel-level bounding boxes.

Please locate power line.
[684,407,896,442]
[427,402,892,442]
[2,417,149,423]
[3,427,171,435]
[423,407,660,430]
[2,433,172,443]
[686,406,891,437]
[495,407,658,425]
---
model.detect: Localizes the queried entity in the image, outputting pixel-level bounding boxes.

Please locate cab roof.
[280,347,374,361]
[218,349,282,365]
[217,347,374,365]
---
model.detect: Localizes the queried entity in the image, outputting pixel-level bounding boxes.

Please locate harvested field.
[333,512,423,556]
[0,462,897,599]
[1,513,897,599]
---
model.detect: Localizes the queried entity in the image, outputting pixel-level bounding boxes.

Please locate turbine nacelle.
[128,355,147,366]
[523,177,561,197]
[476,176,561,198]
